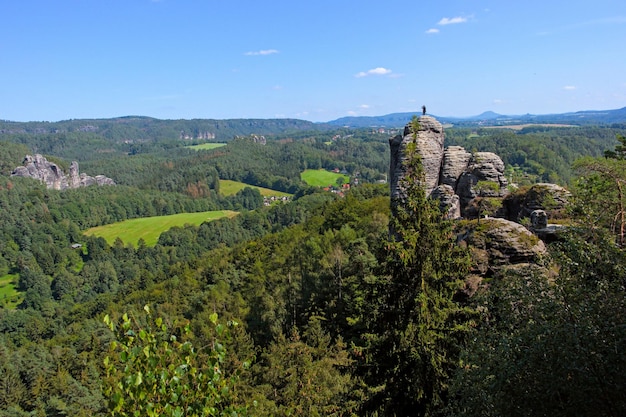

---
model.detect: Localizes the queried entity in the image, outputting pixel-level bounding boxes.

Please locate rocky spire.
[389,115,445,202]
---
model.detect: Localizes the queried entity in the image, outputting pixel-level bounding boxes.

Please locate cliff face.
[11,154,115,190]
[389,115,445,202]
[389,116,508,218]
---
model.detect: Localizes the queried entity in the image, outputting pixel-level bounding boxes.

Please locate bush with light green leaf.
[102,306,247,417]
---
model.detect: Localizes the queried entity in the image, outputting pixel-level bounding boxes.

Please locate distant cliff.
[11,154,115,190]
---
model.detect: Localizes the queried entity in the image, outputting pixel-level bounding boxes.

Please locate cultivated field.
[219,179,292,197]
[301,169,349,187]
[83,210,238,246]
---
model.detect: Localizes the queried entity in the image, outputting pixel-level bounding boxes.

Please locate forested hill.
[328,106,626,128]
[0,116,331,143]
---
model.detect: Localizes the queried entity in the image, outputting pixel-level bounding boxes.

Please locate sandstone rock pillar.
[389,115,445,203]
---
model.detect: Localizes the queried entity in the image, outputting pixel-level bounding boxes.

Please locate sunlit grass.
[84,210,238,246]
[187,143,227,150]
[219,179,292,197]
[301,169,349,187]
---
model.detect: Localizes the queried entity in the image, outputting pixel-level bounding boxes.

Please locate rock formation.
[388,115,565,282]
[389,115,445,203]
[11,154,115,190]
[501,183,570,222]
[440,146,472,189]
[457,218,546,276]
[389,116,508,218]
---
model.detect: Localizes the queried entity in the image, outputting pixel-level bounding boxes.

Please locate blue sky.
[1,0,625,122]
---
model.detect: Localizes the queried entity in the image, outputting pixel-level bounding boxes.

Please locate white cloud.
[425,28,440,34]
[347,110,358,116]
[244,49,279,56]
[355,67,392,78]
[438,16,467,25]
[563,85,577,90]
[359,104,370,109]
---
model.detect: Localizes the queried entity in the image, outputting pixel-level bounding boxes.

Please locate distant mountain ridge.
[1,107,625,139]
[326,107,626,128]
[0,117,331,142]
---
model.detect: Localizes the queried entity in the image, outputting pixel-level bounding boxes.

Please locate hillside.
[0,115,625,416]
[0,116,331,144]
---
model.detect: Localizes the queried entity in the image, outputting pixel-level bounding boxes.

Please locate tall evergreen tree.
[367,117,475,416]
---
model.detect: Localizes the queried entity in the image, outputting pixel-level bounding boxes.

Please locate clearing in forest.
[83,210,238,247]
[187,143,227,150]
[0,274,20,309]
[301,169,349,187]
[219,179,292,197]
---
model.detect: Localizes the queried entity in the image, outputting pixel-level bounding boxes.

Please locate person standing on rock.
[422,105,427,115]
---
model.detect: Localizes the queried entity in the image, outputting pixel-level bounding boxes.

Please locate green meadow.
[84,210,238,246]
[301,169,349,187]
[0,274,20,309]
[219,179,292,197]
[187,143,227,151]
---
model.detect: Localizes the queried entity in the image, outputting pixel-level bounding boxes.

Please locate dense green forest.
[0,118,625,416]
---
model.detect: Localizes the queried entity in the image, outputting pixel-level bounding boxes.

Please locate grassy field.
[84,210,238,246]
[187,143,227,150]
[219,179,292,197]
[301,169,349,187]
[0,274,20,309]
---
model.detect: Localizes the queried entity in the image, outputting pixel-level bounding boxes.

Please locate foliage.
[251,318,358,416]
[102,306,247,417]
[573,155,626,246]
[367,116,476,416]
[447,229,626,417]
[2,115,626,417]
[445,125,626,185]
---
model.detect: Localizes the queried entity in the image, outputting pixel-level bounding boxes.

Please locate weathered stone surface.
[501,183,571,222]
[389,115,444,202]
[457,218,546,276]
[12,154,69,190]
[11,154,115,190]
[431,184,461,219]
[530,209,548,229]
[440,146,472,189]
[456,152,508,215]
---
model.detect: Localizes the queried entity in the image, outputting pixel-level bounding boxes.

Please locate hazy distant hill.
[327,107,626,128]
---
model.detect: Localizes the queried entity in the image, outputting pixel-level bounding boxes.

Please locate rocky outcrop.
[440,146,472,189]
[501,183,570,222]
[11,154,115,190]
[389,115,445,202]
[456,152,508,216]
[390,117,508,218]
[388,115,565,283]
[457,218,547,276]
[431,184,461,219]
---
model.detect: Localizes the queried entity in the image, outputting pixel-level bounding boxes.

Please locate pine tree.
[368,116,475,416]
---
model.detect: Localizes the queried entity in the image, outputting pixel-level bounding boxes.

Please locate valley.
[0,112,625,416]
